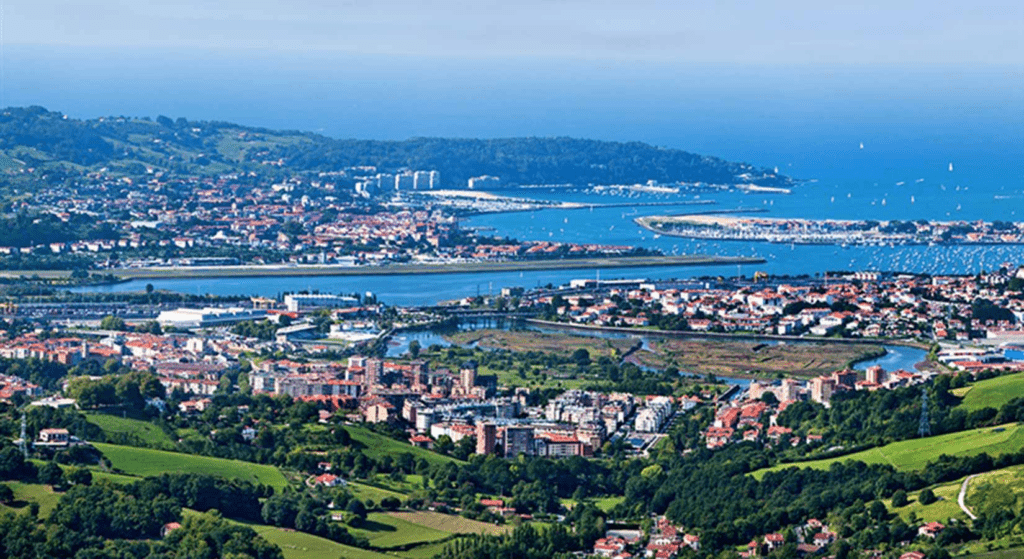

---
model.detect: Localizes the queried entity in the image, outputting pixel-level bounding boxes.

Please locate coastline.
[0,255,764,281]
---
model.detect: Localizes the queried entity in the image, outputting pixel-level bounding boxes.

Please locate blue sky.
[7,0,1023,64]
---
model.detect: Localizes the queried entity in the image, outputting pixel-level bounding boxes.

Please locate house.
[682,534,700,551]
[918,522,945,539]
[37,428,70,446]
[161,522,182,538]
[811,532,835,547]
[313,473,344,487]
[764,533,785,551]
[899,552,926,559]
[410,434,433,449]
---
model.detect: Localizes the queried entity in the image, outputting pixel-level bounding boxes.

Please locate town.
[3,262,1024,558]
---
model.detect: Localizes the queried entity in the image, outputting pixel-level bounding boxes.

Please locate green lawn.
[345,425,463,468]
[562,495,624,513]
[345,512,451,549]
[753,424,1024,479]
[0,482,61,518]
[85,412,176,449]
[93,442,289,490]
[957,373,1024,412]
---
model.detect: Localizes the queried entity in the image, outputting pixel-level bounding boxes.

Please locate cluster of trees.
[231,319,283,341]
[264,136,792,189]
[0,504,282,559]
[64,370,165,410]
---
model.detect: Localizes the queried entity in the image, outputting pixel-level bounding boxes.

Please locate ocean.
[12,46,1023,303]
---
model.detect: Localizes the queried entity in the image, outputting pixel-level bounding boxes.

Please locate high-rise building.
[476,423,496,455]
[504,426,534,458]
[414,170,436,190]
[429,170,441,189]
[460,360,477,391]
[410,360,429,391]
[395,172,414,190]
[780,378,801,402]
[377,173,395,191]
[365,358,384,392]
[467,175,501,190]
[833,369,858,389]
[810,376,836,405]
[866,365,888,385]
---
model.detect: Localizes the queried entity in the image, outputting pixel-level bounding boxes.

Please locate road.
[958,474,978,520]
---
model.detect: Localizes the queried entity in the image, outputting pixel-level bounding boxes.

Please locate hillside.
[752,423,1024,479]
[0,106,794,190]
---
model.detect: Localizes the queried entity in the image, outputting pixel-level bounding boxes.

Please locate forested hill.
[0,106,793,188]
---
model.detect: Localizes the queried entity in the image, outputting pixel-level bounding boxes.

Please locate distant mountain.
[0,106,793,188]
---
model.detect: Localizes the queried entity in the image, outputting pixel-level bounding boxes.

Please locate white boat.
[949,162,954,172]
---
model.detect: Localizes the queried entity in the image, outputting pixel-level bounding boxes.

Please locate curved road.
[958,475,978,520]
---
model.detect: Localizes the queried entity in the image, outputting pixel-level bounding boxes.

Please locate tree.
[67,467,92,486]
[0,484,13,504]
[345,498,367,520]
[919,488,937,505]
[99,315,127,331]
[408,340,421,359]
[891,489,909,507]
[38,461,64,486]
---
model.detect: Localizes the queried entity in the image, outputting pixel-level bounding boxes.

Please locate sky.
[5,0,1024,65]
[0,0,1022,163]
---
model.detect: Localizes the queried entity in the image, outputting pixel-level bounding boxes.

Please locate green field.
[964,546,1024,558]
[388,511,511,537]
[956,373,1024,412]
[346,512,452,549]
[93,442,290,490]
[395,540,460,559]
[347,480,409,504]
[0,482,61,518]
[562,495,625,513]
[85,412,177,448]
[885,478,967,524]
[183,510,392,559]
[753,424,1024,479]
[345,425,463,468]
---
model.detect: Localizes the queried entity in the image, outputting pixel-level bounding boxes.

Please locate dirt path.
[959,474,978,520]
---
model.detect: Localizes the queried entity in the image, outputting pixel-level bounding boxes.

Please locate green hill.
[93,442,290,490]
[954,372,1024,412]
[0,106,794,190]
[345,425,464,468]
[753,424,1024,479]
[84,412,176,449]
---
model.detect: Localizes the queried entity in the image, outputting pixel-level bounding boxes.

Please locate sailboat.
[949,162,954,172]
[859,142,864,149]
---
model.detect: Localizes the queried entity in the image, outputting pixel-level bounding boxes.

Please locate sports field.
[954,373,1024,412]
[753,424,1024,479]
[93,442,289,490]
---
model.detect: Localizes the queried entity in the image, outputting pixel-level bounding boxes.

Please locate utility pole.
[918,388,931,438]
[19,412,27,459]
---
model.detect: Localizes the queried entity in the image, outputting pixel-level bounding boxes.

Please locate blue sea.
[15,46,1022,304]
